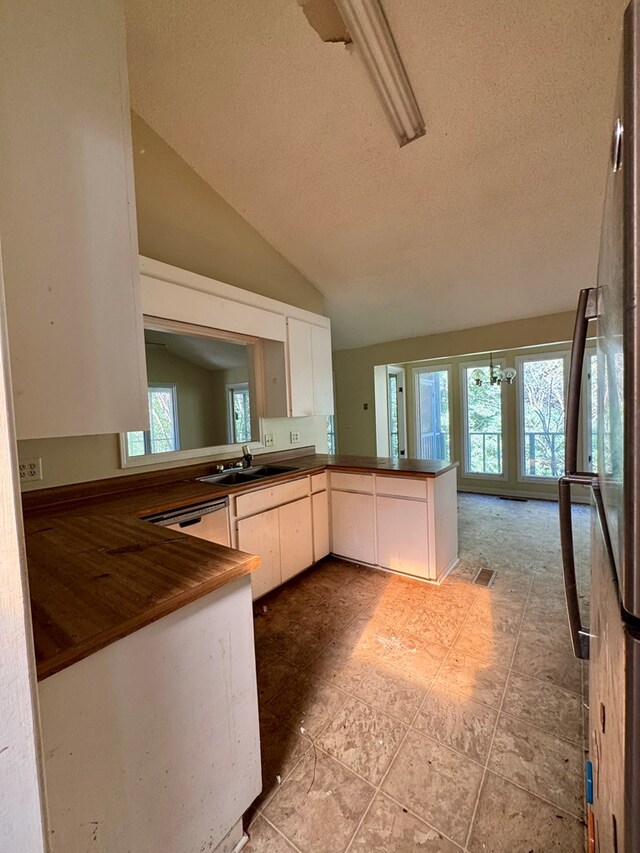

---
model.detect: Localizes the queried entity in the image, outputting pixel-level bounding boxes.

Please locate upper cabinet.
[139,260,334,428]
[0,0,148,439]
[287,318,334,418]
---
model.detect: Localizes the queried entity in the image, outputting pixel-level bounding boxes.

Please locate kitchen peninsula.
[24,450,457,853]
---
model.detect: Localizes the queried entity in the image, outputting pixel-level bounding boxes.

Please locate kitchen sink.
[197,464,298,486]
[246,465,298,477]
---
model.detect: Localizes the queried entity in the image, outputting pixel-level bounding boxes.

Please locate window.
[518,355,566,478]
[127,385,179,457]
[415,367,451,461]
[387,367,406,458]
[228,383,251,444]
[462,362,504,475]
[388,373,399,457]
[327,414,336,454]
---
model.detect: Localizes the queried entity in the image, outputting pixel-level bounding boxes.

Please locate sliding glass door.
[414,367,451,461]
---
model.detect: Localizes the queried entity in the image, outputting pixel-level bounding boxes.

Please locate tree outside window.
[520,357,565,478]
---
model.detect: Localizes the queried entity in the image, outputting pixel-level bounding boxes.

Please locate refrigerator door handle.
[565,287,597,474]
[558,287,597,660]
[559,474,593,659]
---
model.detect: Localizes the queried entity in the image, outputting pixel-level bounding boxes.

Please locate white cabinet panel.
[375,475,427,500]
[376,496,431,579]
[312,491,330,562]
[39,579,260,853]
[286,318,314,417]
[279,497,313,583]
[0,0,148,439]
[286,317,334,418]
[311,472,328,493]
[329,472,374,494]
[311,325,334,416]
[237,508,281,599]
[330,490,375,564]
[235,477,308,519]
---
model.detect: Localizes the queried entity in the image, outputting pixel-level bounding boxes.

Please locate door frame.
[387,365,407,458]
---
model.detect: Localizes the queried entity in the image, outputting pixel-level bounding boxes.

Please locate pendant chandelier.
[471,353,517,387]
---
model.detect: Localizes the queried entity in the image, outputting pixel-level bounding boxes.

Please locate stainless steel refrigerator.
[560,2,640,851]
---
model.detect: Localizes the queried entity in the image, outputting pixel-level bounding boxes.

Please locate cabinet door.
[0,0,148,439]
[312,491,330,562]
[330,491,375,564]
[311,325,334,416]
[286,318,314,417]
[237,508,281,600]
[376,496,430,579]
[279,497,313,583]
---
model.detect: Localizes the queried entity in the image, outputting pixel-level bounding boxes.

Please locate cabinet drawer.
[235,477,308,518]
[311,472,327,493]
[329,471,374,494]
[375,475,427,500]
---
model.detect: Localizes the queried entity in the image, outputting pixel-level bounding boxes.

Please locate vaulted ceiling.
[125,0,625,349]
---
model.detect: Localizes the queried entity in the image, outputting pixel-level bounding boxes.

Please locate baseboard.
[457,486,591,505]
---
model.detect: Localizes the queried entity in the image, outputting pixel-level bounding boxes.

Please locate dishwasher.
[143,498,231,547]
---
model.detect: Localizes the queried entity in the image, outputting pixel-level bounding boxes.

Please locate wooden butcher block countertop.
[24,449,457,680]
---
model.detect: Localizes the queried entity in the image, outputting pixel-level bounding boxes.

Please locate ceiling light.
[334,0,425,147]
[471,355,517,387]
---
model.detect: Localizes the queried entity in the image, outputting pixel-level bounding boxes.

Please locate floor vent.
[498,496,528,502]
[474,568,496,587]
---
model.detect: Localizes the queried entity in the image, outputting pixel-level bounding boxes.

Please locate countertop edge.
[36,552,261,681]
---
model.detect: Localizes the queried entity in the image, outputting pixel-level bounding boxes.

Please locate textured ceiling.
[125,0,625,349]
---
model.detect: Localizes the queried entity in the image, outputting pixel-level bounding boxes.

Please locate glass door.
[414,367,451,461]
[387,367,407,458]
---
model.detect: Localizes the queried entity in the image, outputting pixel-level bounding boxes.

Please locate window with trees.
[415,367,451,461]
[327,414,336,454]
[518,355,566,478]
[127,385,179,457]
[463,363,504,475]
[228,383,251,444]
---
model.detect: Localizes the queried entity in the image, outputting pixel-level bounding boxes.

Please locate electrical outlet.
[290,431,300,444]
[19,457,43,482]
[264,433,275,447]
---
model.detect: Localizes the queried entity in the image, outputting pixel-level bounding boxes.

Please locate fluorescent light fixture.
[335,0,425,146]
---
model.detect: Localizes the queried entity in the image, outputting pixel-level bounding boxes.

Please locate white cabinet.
[286,318,334,417]
[376,496,431,579]
[39,578,261,853]
[312,491,330,562]
[238,508,281,599]
[328,469,458,581]
[0,0,148,439]
[279,497,314,582]
[330,490,375,564]
[310,325,334,416]
[286,318,315,417]
[236,488,314,599]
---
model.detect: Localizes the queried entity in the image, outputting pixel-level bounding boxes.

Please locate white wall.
[0,254,47,850]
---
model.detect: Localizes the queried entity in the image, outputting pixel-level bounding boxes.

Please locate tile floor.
[245,493,590,853]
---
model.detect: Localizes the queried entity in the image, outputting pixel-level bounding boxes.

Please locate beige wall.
[145,345,220,450]
[18,113,327,489]
[334,310,591,501]
[131,113,324,315]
